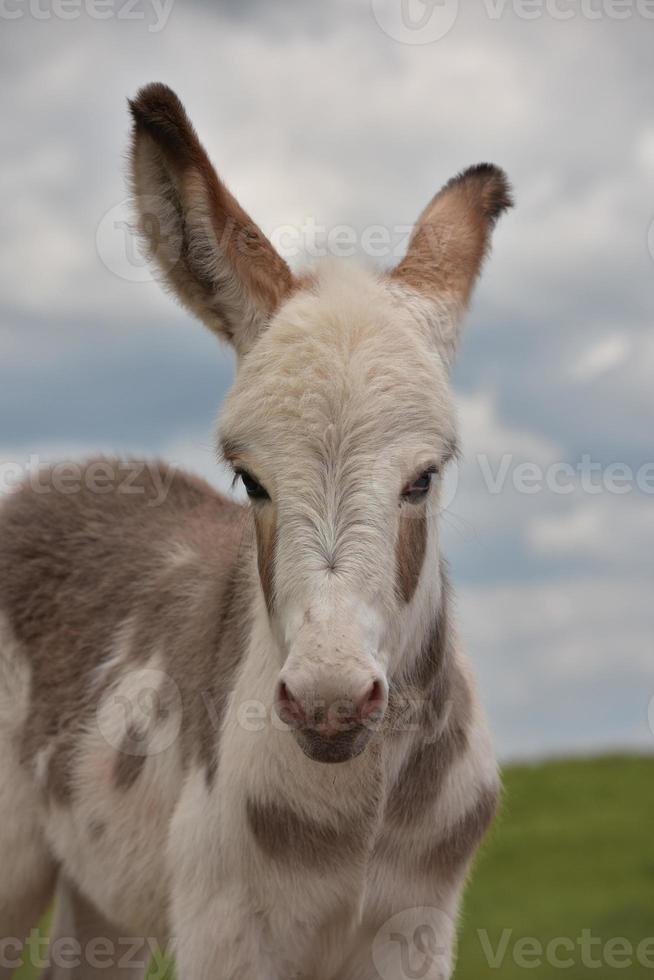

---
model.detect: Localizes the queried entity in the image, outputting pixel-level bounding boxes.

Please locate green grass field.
[457,755,654,979]
[15,755,654,979]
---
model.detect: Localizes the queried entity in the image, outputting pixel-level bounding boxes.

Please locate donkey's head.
[129,84,512,764]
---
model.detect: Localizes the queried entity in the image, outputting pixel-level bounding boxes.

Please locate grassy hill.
[15,755,654,979]
[456,755,654,979]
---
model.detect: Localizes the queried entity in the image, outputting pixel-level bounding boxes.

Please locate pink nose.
[275,678,386,733]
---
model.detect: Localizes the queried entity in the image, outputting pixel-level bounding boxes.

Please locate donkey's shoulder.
[0,457,248,649]
[0,458,252,802]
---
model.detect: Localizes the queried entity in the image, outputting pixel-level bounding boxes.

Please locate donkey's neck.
[396,556,452,686]
[387,561,465,745]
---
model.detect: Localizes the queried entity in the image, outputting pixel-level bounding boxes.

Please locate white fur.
[1,134,505,978]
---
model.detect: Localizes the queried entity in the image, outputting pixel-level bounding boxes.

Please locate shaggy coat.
[0,84,511,980]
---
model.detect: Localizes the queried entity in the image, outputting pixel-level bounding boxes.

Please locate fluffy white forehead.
[218,259,457,468]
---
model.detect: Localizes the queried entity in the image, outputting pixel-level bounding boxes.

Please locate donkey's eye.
[401,467,437,504]
[237,470,270,501]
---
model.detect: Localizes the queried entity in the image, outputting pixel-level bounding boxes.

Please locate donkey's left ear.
[129,83,295,357]
[391,164,513,364]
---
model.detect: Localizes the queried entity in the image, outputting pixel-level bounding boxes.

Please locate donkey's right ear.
[129,83,294,357]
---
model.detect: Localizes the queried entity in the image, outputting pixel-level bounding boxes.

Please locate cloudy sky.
[1,0,652,759]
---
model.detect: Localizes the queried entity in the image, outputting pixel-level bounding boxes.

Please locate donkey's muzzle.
[275,679,387,764]
[295,723,373,764]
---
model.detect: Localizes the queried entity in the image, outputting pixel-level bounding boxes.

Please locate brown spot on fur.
[385,578,472,827]
[384,711,468,829]
[44,740,77,805]
[392,163,513,309]
[113,726,148,791]
[113,752,146,791]
[404,563,452,692]
[395,509,427,604]
[88,819,106,841]
[254,509,277,615]
[420,785,499,881]
[246,797,373,871]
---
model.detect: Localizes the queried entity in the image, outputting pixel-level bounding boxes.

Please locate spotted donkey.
[0,84,512,980]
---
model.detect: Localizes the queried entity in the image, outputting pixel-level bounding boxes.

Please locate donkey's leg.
[330,878,464,980]
[172,887,281,980]
[334,907,458,980]
[42,878,152,980]
[0,726,57,978]
[0,854,55,980]
[169,768,283,980]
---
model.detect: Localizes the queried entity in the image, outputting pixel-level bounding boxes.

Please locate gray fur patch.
[246,796,375,871]
[419,785,499,880]
[88,819,106,841]
[44,739,77,805]
[0,459,252,802]
[385,572,472,828]
[113,725,148,791]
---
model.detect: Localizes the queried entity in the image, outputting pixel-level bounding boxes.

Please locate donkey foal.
[0,84,512,979]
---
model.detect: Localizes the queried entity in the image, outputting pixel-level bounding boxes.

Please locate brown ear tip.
[129,82,184,122]
[452,163,514,221]
[128,83,198,162]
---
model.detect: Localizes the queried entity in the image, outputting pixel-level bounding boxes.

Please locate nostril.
[357,678,387,723]
[275,680,306,729]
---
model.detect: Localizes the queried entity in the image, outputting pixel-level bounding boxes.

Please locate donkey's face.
[218,268,459,759]
[130,83,511,763]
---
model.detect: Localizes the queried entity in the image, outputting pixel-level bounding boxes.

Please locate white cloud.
[570,334,632,381]
[526,494,654,569]
[460,576,654,759]
[457,391,560,464]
